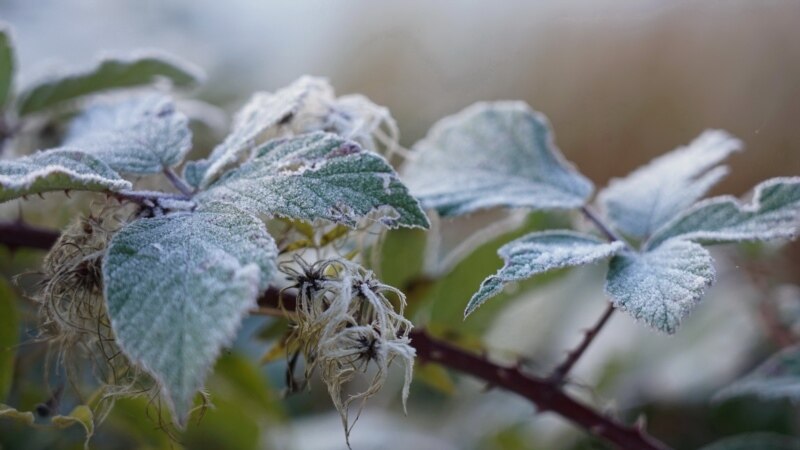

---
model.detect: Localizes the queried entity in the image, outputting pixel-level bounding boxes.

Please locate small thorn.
[37,193,44,199]
[63,189,71,198]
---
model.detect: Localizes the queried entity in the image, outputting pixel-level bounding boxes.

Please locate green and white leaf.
[17,50,203,115]
[465,231,624,316]
[103,203,278,426]
[598,130,742,239]
[0,25,15,108]
[715,345,800,402]
[605,239,715,334]
[646,177,800,249]
[198,132,429,229]
[185,76,334,188]
[0,148,131,204]
[52,405,94,450]
[0,404,34,425]
[403,101,593,216]
[65,92,192,174]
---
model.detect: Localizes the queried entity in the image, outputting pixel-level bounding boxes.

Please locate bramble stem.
[580,205,626,245]
[163,168,194,197]
[0,221,60,250]
[549,302,615,384]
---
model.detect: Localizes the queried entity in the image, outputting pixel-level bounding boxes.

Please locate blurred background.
[1,0,800,449]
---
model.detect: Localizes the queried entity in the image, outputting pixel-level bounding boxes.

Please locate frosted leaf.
[103,202,278,426]
[465,231,624,316]
[197,132,429,229]
[715,345,800,402]
[0,25,14,108]
[0,148,131,203]
[185,76,334,188]
[64,93,192,174]
[17,50,203,115]
[605,239,715,334]
[402,101,593,216]
[598,130,742,239]
[646,177,800,249]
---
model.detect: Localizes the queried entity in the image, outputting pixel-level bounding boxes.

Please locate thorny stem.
[549,302,615,384]
[1,229,673,449]
[111,190,191,206]
[163,168,194,197]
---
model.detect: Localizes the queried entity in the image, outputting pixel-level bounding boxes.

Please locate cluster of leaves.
[404,101,800,334]
[0,24,428,444]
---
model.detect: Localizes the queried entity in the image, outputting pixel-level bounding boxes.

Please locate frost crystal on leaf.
[646,177,800,249]
[103,203,278,426]
[0,148,131,204]
[16,50,203,115]
[64,92,192,174]
[598,130,742,240]
[402,101,593,216]
[715,345,800,402]
[197,132,429,229]
[465,231,624,317]
[605,239,715,334]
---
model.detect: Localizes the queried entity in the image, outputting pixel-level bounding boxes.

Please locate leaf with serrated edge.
[0,25,15,108]
[0,148,131,204]
[103,203,277,426]
[403,101,593,216]
[65,92,192,174]
[605,239,715,334]
[465,231,624,316]
[17,50,203,115]
[198,131,429,229]
[186,76,334,188]
[598,130,742,240]
[646,177,800,250]
[715,345,800,402]
[52,405,94,450]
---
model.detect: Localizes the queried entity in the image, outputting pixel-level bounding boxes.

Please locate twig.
[111,190,191,206]
[549,303,615,384]
[0,221,60,250]
[580,205,625,245]
[163,168,194,197]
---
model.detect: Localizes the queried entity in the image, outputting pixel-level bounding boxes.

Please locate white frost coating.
[102,202,278,426]
[605,240,716,334]
[17,49,203,115]
[64,92,192,174]
[715,345,800,402]
[402,101,593,217]
[0,148,131,203]
[197,132,429,229]
[465,231,624,316]
[646,177,800,249]
[598,130,743,240]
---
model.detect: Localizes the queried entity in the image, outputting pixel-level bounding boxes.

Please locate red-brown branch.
[0,221,60,251]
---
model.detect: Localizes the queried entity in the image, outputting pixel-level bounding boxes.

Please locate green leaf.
[403,101,593,216]
[52,405,94,450]
[605,239,715,334]
[646,177,800,249]
[0,25,15,108]
[103,203,278,426]
[699,433,800,450]
[0,148,131,204]
[715,345,800,402]
[0,279,18,401]
[465,231,624,317]
[599,130,742,240]
[0,404,34,425]
[198,132,429,229]
[185,76,334,188]
[17,51,203,115]
[65,92,192,174]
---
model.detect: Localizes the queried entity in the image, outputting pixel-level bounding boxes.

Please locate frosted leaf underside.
[185,76,334,188]
[0,26,13,108]
[17,51,203,115]
[598,130,742,240]
[605,239,715,334]
[403,101,593,216]
[65,92,192,174]
[716,345,800,402]
[0,148,131,203]
[646,177,800,249]
[103,203,278,425]
[197,131,429,228]
[466,231,624,316]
